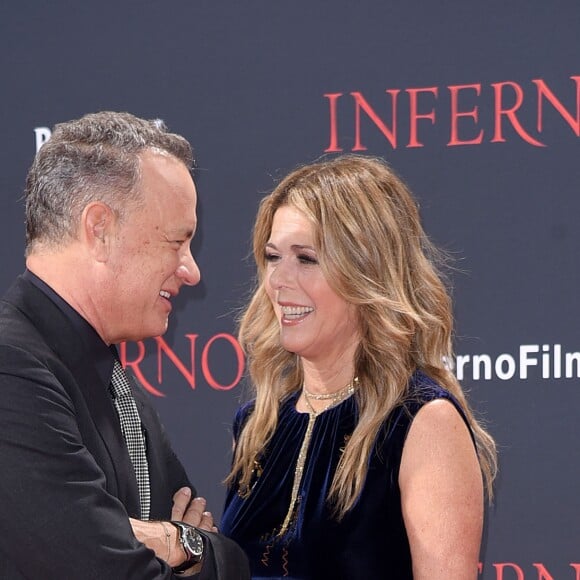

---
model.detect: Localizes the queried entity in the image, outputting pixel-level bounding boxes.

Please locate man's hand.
[171,487,218,533]
[128,488,217,576]
[129,518,181,567]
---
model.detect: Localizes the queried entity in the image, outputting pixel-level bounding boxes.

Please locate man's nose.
[176,248,201,286]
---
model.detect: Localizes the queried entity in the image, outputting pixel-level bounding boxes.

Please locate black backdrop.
[2,2,580,577]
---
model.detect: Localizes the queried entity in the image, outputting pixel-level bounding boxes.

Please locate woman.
[221,155,497,579]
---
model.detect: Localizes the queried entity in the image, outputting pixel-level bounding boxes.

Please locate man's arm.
[0,351,175,579]
[0,342,249,579]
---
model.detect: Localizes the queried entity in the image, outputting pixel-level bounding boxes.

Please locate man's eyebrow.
[168,227,195,239]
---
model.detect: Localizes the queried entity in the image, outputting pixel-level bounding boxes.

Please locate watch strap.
[170,521,204,574]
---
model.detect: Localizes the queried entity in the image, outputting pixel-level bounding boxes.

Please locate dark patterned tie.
[110,360,151,520]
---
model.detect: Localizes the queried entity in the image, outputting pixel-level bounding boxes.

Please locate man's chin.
[128,319,170,343]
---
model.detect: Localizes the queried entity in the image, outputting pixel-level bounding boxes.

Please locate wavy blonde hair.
[227,154,497,518]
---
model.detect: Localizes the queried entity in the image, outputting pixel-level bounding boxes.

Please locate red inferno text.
[478,562,580,579]
[120,334,245,396]
[324,76,580,150]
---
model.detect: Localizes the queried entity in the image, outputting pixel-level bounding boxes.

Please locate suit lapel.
[67,353,142,517]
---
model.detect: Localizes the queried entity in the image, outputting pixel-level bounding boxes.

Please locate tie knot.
[110,360,132,399]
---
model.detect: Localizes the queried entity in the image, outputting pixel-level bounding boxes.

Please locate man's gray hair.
[24,111,194,254]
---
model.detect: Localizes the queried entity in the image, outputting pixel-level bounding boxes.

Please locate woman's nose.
[268,259,294,290]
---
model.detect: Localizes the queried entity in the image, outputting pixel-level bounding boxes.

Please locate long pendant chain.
[277,379,357,537]
[278,412,317,536]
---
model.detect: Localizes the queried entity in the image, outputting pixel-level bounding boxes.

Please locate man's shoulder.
[0,278,51,345]
[0,277,79,378]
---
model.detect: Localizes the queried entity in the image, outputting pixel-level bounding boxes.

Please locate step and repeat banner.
[2,2,579,577]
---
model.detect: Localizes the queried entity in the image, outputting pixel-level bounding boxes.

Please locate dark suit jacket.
[0,276,249,579]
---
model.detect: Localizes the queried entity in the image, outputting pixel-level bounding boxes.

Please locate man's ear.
[81,202,116,262]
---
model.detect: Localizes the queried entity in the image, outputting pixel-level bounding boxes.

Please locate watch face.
[184,528,204,558]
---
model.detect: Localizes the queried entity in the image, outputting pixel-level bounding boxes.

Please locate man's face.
[103,150,200,343]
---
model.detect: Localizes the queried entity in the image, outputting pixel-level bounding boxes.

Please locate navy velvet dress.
[221,371,469,580]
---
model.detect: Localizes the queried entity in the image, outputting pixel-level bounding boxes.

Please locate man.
[0,111,249,579]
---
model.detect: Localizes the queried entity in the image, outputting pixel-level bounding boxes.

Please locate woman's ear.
[81,202,116,262]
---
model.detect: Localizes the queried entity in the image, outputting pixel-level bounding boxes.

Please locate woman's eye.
[298,254,318,265]
[264,252,280,262]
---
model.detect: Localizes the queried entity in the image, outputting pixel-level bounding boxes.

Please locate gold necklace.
[303,377,358,414]
[277,378,357,537]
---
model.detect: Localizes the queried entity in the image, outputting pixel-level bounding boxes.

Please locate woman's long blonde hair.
[227,154,497,519]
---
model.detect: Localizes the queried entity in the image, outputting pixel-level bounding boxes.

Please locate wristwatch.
[170,521,204,574]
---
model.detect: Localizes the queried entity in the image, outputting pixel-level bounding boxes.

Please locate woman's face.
[264,205,359,365]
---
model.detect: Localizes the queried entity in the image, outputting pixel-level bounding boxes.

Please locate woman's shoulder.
[403,370,472,440]
[374,370,472,458]
[404,370,461,412]
[378,370,466,435]
[407,369,448,399]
